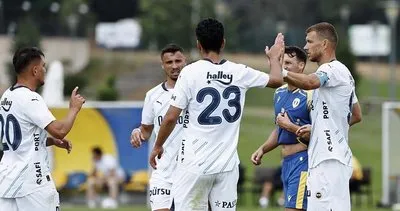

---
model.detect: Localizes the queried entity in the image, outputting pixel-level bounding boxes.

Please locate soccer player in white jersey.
[149,18,284,211]
[269,22,362,211]
[0,47,85,211]
[130,44,186,211]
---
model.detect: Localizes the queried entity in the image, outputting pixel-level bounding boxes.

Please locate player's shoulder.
[318,60,348,72]
[316,62,333,72]
[297,89,313,100]
[223,60,252,70]
[184,59,236,69]
[299,89,313,95]
[4,86,42,101]
[145,83,166,98]
[275,84,288,93]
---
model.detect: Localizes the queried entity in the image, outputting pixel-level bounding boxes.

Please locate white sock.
[88,200,96,209]
[259,197,269,208]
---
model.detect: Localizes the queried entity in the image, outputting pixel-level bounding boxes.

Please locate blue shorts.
[281,150,308,210]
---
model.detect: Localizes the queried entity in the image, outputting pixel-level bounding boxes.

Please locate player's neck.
[317,51,336,66]
[165,79,176,89]
[287,84,297,91]
[202,51,221,64]
[15,78,37,91]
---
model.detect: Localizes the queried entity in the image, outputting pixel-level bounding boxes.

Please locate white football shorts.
[306,159,353,211]
[172,165,239,211]
[149,177,173,210]
[0,184,59,211]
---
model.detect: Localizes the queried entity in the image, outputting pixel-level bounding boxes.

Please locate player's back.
[0,86,53,198]
[309,60,355,168]
[171,59,269,175]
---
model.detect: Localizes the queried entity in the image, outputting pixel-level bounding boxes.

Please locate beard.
[309,51,322,63]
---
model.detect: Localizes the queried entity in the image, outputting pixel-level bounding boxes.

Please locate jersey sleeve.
[141,92,154,125]
[313,63,340,88]
[170,68,191,109]
[240,65,270,89]
[24,93,56,129]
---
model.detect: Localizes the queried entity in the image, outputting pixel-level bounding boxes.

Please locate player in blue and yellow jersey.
[251,46,310,211]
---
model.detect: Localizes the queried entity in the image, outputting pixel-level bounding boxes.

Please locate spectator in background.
[86,146,125,209]
[259,166,285,208]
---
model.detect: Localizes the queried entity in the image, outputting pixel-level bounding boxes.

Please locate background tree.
[7,17,41,84]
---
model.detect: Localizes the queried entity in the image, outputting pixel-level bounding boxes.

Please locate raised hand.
[69,87,85,112]
[265,33,285,60]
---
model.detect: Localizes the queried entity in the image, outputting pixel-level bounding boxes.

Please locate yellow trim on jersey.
[275,84,288,92]
[296,171,308,209]
[306,90,313,111]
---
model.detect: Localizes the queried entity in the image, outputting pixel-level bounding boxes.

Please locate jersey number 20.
[196,86,241,125]
[0,114,22,151]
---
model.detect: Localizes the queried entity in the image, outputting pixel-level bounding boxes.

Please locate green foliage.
[139,0,193,50]
[7,17,42,84]
[96,75,119,101]
[139,0,239,51]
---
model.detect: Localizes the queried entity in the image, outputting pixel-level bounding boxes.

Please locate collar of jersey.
[161,82,169,91]
[10,83,31,91]
[203,58,227,65]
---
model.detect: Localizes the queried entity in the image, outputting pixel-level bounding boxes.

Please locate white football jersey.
[0,86,55,198]
[142,82,184,183]
[308,60,357,168]
[170,59,270,175]
[95,154,125,179]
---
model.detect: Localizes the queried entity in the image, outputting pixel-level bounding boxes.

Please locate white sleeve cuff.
[282,69,288,78]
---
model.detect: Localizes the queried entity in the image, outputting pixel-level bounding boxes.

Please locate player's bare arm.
[149,105,182,169]
[46,137,72,153]
[46,87,85,139]
[284,72,321,90]
[251,128,279,165]
[349,102,362,126]
[265,33,285,88]
[276,112,301,134]
[130,124,154,148]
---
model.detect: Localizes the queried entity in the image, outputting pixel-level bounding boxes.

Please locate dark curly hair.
[195,18,224,54]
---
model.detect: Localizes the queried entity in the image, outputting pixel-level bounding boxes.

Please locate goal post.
[382,102,400,206]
